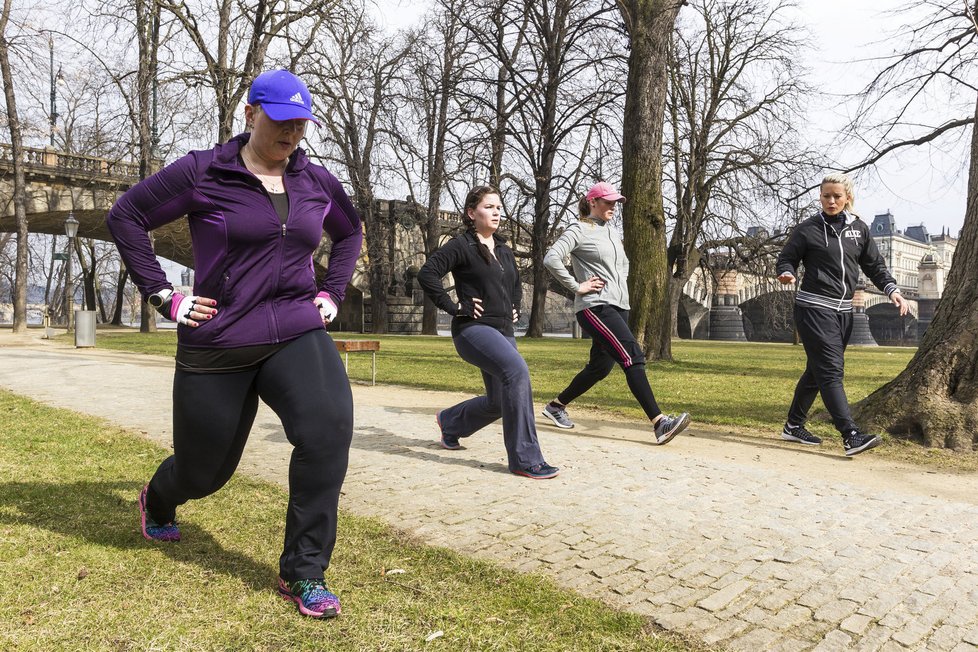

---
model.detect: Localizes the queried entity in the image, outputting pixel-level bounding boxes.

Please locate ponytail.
[578,196,590,217]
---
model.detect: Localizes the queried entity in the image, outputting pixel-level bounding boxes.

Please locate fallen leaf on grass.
[485,617,506,624]
[425,631,444,642]
[384,568,406,575]
[77,567,89,580]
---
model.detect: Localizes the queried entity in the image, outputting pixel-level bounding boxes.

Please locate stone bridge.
[0,145,930,343]
[0,144,472,331]
[0,144,193,267]
[678,266,922,346]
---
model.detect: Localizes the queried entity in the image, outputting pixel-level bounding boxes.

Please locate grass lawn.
[0,389,694,651]
[74,330,975,470]
[85,329,911,431]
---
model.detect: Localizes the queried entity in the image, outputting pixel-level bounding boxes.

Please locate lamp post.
[49,37,59,147]
[64,213,79,332]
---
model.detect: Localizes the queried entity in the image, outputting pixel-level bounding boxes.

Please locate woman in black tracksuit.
[417,185,559,479]
[776,173,909,456]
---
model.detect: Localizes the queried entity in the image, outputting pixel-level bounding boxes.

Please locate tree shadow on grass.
[0,479,277,591]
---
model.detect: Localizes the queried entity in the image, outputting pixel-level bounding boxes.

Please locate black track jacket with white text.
[776,211,899,312]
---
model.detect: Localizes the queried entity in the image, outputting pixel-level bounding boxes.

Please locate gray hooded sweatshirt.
[543,218,630,313]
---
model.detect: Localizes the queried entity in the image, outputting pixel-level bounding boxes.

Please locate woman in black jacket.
[776,173,909,456]
[418,186,558,479]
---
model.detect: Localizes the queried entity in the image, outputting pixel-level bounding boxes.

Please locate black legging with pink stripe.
[556,304,662,421]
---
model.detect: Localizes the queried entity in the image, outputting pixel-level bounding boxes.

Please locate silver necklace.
[242,146,285,194]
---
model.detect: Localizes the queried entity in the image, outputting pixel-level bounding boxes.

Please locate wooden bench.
[334,339,381,385]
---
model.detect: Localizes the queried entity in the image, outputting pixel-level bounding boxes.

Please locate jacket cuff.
[884,284,900,297]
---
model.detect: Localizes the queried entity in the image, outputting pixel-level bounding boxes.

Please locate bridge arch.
[677,292,711,339]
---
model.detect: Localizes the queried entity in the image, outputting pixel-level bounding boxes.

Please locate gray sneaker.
[541,403,574,429]
[653,413,690,445]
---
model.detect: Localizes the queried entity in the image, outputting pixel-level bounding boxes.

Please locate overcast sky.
[371,0,970,237]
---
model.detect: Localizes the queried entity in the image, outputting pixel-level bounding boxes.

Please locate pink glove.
[169,293,205,326]
[314,292,338,325]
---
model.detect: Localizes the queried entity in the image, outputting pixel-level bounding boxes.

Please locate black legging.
[557,304,662,421]
[145,329,353,581]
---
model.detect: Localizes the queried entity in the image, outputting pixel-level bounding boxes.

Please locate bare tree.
[306,3,415,333]
[458,0,621,336]
[665,0,817,336]
[617,0,684,360]
[0,0,29,332]
[391,0,474,335]
[849,1,978,451]
[159,0,338,142]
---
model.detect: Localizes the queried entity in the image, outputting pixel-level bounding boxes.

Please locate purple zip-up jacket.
[107,133,363,348]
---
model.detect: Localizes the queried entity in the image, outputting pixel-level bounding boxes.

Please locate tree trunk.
[0,0,29,333]
[853,93,978,451]
[618,0,682,361]
[420,192,440,335]
[44,236,58,305]
[136,0,159,334]
[112,266,128,326]
[668,275,684,337]
[526,187,553,338]
[361,198,390,334]
[667,244,701,337]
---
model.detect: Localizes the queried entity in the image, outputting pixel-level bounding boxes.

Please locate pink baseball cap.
[585,182,626,202]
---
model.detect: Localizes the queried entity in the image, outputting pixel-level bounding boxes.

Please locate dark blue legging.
[438,324,547,471]
[145,329,353,582]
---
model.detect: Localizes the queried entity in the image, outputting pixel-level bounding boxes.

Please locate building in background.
[865,211,958,344]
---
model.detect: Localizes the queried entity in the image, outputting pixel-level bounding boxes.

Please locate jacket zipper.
[264,181,289,343]
[836,233,846,311]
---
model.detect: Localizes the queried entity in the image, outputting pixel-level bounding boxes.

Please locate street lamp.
[64,212,79,332]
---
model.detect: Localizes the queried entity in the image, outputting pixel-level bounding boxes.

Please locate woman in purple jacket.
[107,70,362,619]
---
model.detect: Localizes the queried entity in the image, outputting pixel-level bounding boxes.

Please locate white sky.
[370,0,970,237]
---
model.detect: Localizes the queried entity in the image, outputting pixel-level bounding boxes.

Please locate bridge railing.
[0,144,141,182]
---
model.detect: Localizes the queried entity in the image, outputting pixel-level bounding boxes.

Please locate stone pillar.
[364,295,422,334]
[917,256,943,340]
[849,284,877,346]
[709,270,746,341]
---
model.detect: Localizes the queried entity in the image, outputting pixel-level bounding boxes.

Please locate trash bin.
[43,310,55,339]
[74,310,96,348]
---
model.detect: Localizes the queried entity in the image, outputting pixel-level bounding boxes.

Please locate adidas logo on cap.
[290,92,303,104]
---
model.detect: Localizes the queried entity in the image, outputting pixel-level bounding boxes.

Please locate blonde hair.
[821,173,856,214]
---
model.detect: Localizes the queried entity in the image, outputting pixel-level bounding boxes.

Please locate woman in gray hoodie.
[542,182,690,444]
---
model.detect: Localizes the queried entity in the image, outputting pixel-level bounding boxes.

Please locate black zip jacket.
[776,211,899,312]
[418,230,521,337]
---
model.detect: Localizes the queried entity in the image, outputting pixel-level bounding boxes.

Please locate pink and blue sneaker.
[278,577,341,618]
[138,484,180,542]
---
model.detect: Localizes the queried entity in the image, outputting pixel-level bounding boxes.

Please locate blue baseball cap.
[247,69,320,125]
